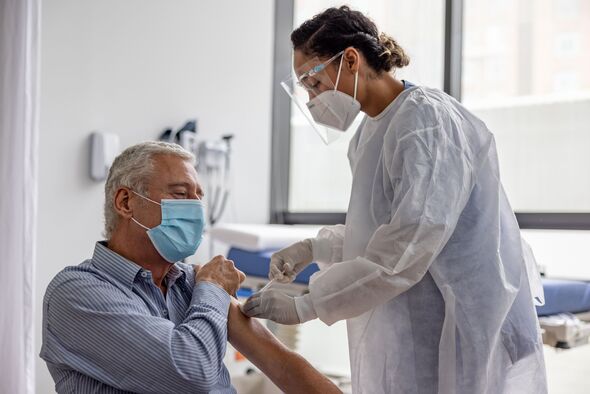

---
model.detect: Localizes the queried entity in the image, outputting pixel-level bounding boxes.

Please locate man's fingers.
[237,269,246,283]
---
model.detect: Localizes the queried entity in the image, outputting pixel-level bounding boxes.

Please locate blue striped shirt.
[40,242,236,393]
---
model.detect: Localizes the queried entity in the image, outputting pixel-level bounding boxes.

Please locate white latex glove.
[241,289,317,325]
[269,239,314,283]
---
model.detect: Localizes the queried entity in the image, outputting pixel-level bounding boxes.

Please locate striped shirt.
[40,242,236,393]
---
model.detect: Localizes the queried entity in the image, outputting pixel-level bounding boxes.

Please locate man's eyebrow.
[167,182,204,198]
[166,182,190,188]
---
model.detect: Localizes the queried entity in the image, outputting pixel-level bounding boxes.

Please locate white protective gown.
[308,86,547,394]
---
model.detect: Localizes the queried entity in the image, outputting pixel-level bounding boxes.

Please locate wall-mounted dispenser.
[89,132,120,181]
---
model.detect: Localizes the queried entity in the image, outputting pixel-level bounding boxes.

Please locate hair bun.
[291,6,409,74]
[378,32,410,70]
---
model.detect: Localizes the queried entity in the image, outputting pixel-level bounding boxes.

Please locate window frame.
[269,0,590,230]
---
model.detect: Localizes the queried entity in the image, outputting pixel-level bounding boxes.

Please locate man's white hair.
[104,141,195,239]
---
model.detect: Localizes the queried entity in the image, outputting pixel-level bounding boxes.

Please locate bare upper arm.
[227,299,341,393]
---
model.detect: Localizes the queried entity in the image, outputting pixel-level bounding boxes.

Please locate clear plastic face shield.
[281,51,361,145]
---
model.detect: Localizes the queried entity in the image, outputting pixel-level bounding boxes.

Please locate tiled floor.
[544,344,590,393]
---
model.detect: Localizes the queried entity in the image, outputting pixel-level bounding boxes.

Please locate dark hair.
[291,6,409,73]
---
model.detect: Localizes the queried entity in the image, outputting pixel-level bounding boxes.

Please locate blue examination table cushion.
[227,247,319,285]
[536,279,590,316]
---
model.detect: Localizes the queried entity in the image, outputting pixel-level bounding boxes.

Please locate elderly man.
[40,141,339,393]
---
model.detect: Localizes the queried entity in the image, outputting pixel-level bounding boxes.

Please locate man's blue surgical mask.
[131,191,205,263]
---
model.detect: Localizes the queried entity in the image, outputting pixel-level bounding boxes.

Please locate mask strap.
[333,54,344,91]
[131,217,151,231]
[130,190,158,231]
[353,70,358,101]
[334,53,359,102]
[131,190,161,206]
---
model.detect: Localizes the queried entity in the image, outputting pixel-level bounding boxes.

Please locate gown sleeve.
[311,224,346,266]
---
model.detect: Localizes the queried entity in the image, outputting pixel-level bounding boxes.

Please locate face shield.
[281,51,361,145]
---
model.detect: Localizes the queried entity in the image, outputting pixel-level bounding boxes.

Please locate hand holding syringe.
[240,279,276,312]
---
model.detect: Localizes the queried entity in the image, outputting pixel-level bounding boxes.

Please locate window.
[462,0,590,213]
[271,0,590,228]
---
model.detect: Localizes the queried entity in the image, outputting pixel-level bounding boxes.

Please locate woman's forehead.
[293,50,312,68]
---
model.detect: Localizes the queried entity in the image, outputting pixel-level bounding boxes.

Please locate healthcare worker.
[243,6,547,394]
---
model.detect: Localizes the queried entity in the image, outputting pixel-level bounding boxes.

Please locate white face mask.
[305,54,361,132]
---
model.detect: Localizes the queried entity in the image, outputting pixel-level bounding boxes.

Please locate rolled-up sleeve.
[43,278,230,394]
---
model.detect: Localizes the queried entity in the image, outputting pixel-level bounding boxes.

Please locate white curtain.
[0,0,40,393]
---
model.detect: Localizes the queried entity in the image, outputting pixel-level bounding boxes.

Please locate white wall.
[36,1,274,392]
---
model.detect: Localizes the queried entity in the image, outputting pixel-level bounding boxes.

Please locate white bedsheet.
[208,224,322,252]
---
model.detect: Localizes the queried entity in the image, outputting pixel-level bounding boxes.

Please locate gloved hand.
[269,239,314,283]
[241,289,319,325]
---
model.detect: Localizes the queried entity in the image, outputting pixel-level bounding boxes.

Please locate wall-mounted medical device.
[159,120,234,227]
[89,132,120,181]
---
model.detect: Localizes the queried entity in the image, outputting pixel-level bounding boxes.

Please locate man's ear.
[114,187,133,219]
[343,47,360,74]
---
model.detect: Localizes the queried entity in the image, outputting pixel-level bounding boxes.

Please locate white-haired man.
[40,141,339,393]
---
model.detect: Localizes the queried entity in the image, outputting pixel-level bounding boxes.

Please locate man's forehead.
[151,155,200,186]
[153,153,193,171]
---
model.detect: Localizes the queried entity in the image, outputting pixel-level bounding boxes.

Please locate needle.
[239,279,277,312]
[259,278,276,292]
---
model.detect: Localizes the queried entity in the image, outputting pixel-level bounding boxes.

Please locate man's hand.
[196,255,245,295]
[241,289,301,325]
[269,239,314,283]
